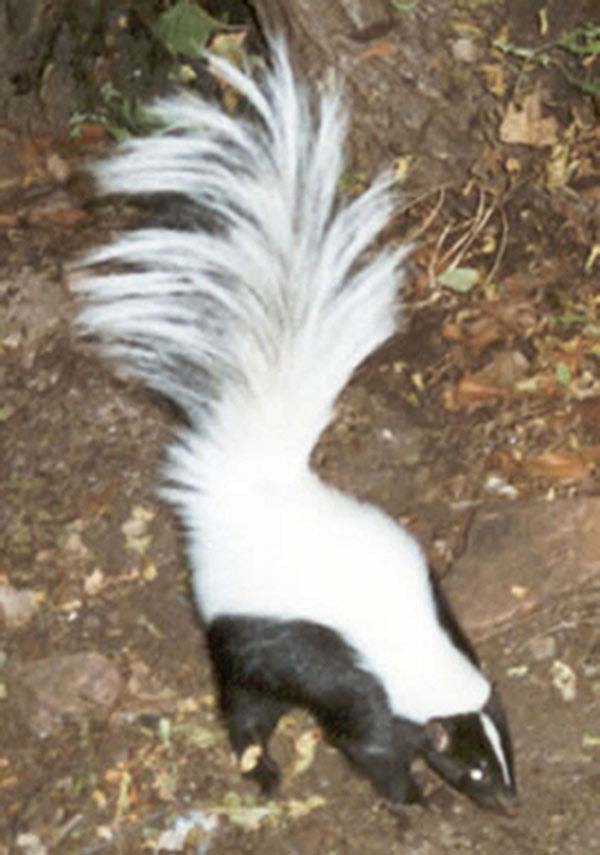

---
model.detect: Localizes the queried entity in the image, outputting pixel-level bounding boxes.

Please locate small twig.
[451,202,496,269]
[407,187,446,242]
[438,185,486,267]
[51,813,84,847]
[485,204,509,285]
[427,221,453,289]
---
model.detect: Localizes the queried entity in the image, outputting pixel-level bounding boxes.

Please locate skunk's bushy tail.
[77,39,406,492]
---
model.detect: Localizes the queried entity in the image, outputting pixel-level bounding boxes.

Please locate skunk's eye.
[468,760,490,783]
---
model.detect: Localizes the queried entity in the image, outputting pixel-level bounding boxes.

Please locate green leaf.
[556,312,586,325]
[437,267,480,293]
[555,361,572,387]
[155,0,221,58]
[493,38,538,60]
[560,25,600,56]
[158,716,172,745]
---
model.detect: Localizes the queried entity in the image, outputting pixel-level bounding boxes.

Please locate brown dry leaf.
[546,142,571,191]
[488,447,522,479]
[441,316,504,351]
[505,156,521,174]
[209,29,247,62]
[441,320,463,342]
[477,349,530,388]
[446,374,508,410]
[290,728,321,778]
[480,62,506,97]
[524,451,593,480]
[486,298,537,332]
[76,122,109,143]
[0,212,19,228]
[358,39,397,62]
[499,89,559,148]
[451,20,484,36]
[208,31,248,113]
[466,316,504,352]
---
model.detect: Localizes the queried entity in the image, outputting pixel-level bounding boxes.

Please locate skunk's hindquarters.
[77,38,517,814]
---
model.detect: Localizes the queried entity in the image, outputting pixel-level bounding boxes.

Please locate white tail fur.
[77,39,406,492]
[75,41,497,730]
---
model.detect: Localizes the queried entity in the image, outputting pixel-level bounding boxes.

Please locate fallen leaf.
[480,62,507,97]
[555,361,572,387]
[287,795,326,820]
[437,267,480,292]
[76,122,108,143]
[465,316,504,352]
[524,451,593,480]
[0,213,19,228]
[550,659,577,702]
[240,744,262,773]
[477,349,530,388]
[84,568,105,596]
[441,320,463,342]
[358,39,397,62]
[499,89,559,147]
[154,0,220,57]
[486,298,537,331]
[445,375,508,410]
[290,728,321,777]
[545,142,571,190]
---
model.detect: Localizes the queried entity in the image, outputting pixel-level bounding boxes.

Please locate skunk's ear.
[425,719,451,753]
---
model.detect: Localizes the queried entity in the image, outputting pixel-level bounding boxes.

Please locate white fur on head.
[480,712,512,786]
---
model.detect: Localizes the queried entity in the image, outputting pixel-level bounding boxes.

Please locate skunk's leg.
[328,712,419,805]
[219,684,289,794]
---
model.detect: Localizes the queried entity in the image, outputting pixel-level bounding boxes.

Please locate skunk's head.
[423,688,518,816]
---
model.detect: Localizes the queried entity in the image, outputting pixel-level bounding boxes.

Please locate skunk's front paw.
[241,747,281,796]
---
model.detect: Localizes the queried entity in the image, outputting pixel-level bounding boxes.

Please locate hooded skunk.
[77,38,517,815]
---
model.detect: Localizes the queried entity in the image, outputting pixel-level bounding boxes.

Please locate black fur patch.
[207,615,427,803]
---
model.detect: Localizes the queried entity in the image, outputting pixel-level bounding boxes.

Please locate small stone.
[0,584,39,630]
[14,652,123,737]
[452,37,479,63]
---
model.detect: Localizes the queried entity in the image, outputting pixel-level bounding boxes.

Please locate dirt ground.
[1,3,600,854]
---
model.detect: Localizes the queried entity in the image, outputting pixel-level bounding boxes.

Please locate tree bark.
[251,0,489,189]
[0,0,494,191]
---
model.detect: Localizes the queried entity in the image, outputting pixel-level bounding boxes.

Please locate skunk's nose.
[497,790,519,817]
